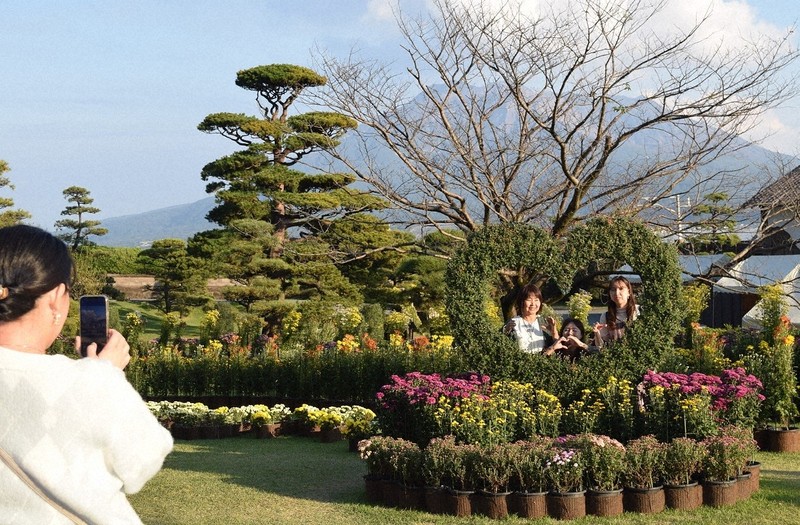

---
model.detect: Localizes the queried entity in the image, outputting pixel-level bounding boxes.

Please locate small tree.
[137,239,210,314]
[0,160,31,227]
[683,193,741,254]
[756,284,788,346]
[55,186,108,250]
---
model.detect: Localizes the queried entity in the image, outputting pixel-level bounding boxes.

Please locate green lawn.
[113,300,205,339]
[129,437,800,525]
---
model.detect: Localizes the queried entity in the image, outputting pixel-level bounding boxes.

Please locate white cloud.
[364,0,397,22]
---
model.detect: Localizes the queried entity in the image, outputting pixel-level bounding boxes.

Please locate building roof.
[745,164,800,208]
[713,254,800,294]
[707,254,800,328]
[615,254,730,284]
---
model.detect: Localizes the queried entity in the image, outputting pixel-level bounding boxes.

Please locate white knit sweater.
[0,348,173,524]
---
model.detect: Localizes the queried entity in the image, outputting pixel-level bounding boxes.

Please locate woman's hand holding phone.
[76,329,131,370]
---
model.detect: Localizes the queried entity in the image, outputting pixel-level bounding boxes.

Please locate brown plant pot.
[347,437,360,452]
[766,428,800,453]
[254,423,281,439]
[753,429,769,451]
[319,427,343,443]
[445,489,473,517]
[547,491,586,520]
[220,424,239,438]
[363,475,383,504]
[381,480,402,508]
[664,482,702,511]
[702,479,737,508]
[623,486,665,514]
[473,490,511,519]
[736,472,753,502]
[423,486,448,515]
[398,485,425,510]
[586,489,623,517]
[171,425,200,440]
[508,491,547,519]
[745,461,761,495]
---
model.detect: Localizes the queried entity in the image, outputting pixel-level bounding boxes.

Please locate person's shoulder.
[72,357,128,384]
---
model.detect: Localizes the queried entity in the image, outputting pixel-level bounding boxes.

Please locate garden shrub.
[360,303,384,341]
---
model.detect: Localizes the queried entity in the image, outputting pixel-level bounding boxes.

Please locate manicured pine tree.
[54,186,107,250]
[195,64,393,319]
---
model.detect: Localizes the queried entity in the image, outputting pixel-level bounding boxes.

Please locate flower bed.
[148,400,375,442]
[375,370,764,446]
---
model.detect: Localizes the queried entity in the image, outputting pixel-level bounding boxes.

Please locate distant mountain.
[99,197,217,247]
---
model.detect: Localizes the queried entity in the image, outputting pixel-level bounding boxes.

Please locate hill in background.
[100,197,216,247]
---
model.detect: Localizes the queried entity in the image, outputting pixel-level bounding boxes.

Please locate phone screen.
[79,295,108,356]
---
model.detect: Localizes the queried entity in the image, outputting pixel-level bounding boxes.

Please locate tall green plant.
[757,284,788,346]
[567,290,592,330]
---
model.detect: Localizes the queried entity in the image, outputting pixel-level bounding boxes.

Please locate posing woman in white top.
[503,283,560,355]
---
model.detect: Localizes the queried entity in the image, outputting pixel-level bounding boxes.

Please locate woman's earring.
[53,312,62,325]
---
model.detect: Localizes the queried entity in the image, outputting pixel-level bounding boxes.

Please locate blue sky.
[1,0,798,229]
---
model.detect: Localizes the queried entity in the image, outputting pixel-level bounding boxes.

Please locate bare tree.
[312,0,799,239]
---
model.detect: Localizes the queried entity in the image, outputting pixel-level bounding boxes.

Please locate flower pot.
[766,428,800,453]
[623,486,665,514]
[319,427,343,443]
[171,425,200,440]
[745,461,761,495]
[736,472,752,502]
[586,489,623,517]
[547,490,586,520]
[305,424,322,438]
[347,437,360,452]
[702,479,737,507]
[664,482,702,511]
[423,486,448,515]
[473,490,511,519]
[444,488,473,517]
[220,424,239,438]
[255,423,281,439]
[508,491,547,519]
[381,479,402,508]
[398,485,425,510]
[199,425,221,439]
[363,475,383,504]
[278,420,299,435]
[753,429,769,451]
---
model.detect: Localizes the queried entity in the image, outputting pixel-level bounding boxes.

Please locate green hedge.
[445,217,684,380]
[126,348,466,405]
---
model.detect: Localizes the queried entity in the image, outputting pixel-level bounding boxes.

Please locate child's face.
[562,323,582,338]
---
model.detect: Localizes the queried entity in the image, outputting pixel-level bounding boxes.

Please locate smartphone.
[79,295,109,357]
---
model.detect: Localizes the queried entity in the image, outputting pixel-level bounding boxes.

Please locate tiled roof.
[745,164,800,208]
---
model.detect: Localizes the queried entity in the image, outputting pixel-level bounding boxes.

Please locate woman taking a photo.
[0,225,172,524]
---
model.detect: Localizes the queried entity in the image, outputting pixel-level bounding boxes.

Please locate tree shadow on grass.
[758,469,800,507]
[163,436,367,504]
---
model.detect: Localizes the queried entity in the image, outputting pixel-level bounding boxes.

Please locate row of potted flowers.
[376,369,766,447]
[146,400,377,442]
[358,427,760,519]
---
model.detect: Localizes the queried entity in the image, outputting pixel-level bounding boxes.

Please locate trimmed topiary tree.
[445,216,684,382]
